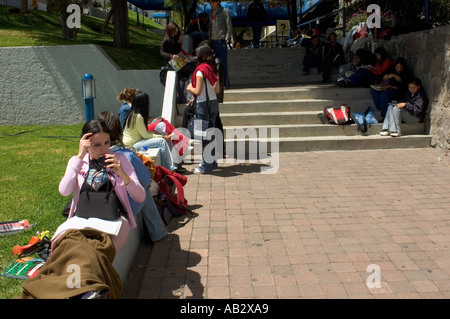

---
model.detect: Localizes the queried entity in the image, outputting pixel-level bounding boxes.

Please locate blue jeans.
[133,137,177,171]
[370,88,400,117]
[141,188,167,242]
[303,53,323,74]
[348,68,374,86]
[195,99,220,173]
[382,104,420,134]
[212,40,229,87]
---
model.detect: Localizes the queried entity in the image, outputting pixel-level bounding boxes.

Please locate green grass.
[0,5,166,69]
[0,7,166,297]
[0,124,82,299]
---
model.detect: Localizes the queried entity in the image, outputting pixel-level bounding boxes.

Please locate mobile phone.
[97,156,105,166]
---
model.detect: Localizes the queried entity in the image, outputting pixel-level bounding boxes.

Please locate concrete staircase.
[219,84,431,154]
[173,48,431,156]
[227,47,338,86]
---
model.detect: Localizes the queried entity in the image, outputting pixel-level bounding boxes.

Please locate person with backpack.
[246,0,267,48]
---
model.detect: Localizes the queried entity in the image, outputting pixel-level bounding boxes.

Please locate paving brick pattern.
[132,148,450,299]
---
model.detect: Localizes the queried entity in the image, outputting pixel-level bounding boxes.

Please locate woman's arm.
[187,76,204,96]
[59,156,84,197]
[404,94,425,116]
[214,79,221,94]
[112,153,146,203]
[59,133,92,197]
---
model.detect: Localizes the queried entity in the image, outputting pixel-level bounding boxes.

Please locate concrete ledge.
[0,45,164,126]
[113,211,143,283]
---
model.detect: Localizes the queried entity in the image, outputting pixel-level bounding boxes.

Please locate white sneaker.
[390,132,401,137]
[192,167,204,175]
[379,130,389,136]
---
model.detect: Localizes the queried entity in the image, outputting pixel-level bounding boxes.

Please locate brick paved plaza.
[125,147,450,299]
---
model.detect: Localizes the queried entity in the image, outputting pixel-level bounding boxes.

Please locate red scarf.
[191,63,218,89]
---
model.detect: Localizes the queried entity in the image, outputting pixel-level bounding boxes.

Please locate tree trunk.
[102,5,116,34]
[59,9,78,40]
[111,0,129,48]
[21,0,29,14]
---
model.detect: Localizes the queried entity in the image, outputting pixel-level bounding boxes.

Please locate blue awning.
[128,0,325,25]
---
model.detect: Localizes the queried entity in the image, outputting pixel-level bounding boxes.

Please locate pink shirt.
[58,152,145,249]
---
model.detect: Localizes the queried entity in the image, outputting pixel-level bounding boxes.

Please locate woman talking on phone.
[58,119,145,250]
[21,120,145,299]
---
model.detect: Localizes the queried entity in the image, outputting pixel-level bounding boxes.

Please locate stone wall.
[0,44,164,126]
[381,25,450,151]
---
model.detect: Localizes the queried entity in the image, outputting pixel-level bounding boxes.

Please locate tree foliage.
[341,0,449,33]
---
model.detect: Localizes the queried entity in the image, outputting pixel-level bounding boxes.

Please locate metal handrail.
[288,7,347,40]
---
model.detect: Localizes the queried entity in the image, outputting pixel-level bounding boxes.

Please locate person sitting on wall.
[302,35,324,75]
[335,47,392,87]
[322,32,346,82]
[186,13,210,50]
[370,57,411,119]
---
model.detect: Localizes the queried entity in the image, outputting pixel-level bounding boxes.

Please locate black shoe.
[335,79,350,87]
[174,164,186,173]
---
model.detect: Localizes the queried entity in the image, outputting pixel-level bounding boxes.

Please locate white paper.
[52,216,123,241]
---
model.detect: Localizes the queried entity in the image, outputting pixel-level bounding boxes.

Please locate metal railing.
[288,7,347,40]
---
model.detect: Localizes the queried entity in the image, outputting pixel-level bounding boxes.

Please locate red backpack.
[153,166,188,216]
[323,105,351,125]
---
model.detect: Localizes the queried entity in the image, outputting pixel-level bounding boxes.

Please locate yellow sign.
[277,20,290,37]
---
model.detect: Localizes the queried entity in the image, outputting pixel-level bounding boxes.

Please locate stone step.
[221,135,432,155]
[223,123,426,138]
[228,47,340,86]
[220,111,323,125]
[223,85,371,102]
[219,99,375,113]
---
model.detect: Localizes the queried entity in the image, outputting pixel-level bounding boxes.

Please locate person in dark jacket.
[370,57,411,119]
[246,0,266,48]
[302,35,324,75]
[322,32,346,82]
[379,77,428,137]
[187,13,210,50]
[160,22,195,80]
